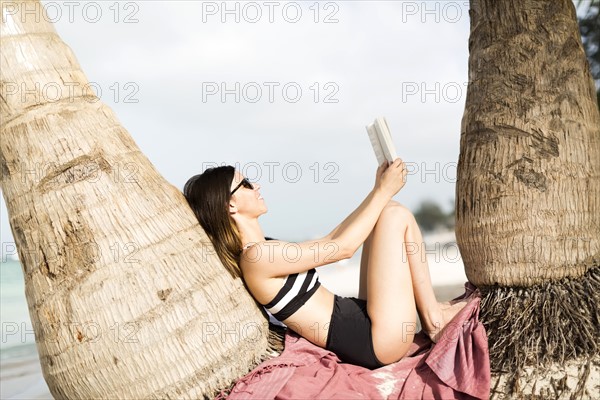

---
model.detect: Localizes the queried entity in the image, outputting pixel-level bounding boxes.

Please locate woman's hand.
[324,159,407,257]
[374,158,407,197]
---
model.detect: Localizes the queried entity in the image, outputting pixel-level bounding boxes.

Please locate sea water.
[1,260,38,361]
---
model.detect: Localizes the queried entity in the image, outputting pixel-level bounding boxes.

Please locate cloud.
[1,1,470,246]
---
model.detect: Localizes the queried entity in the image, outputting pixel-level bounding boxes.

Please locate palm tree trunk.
[0,1,279,398]
[457,0,600,397]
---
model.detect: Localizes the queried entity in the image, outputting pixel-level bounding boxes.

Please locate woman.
[183,159,467,370]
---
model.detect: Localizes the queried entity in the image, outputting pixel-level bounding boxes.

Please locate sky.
[1,0,473,255]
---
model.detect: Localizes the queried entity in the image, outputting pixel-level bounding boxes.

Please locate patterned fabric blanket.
[220,282,489,399]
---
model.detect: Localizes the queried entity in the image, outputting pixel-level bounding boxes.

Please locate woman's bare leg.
[401,203,469,340]
[365,202,418,363]
[358,230,374,301]
[366,201,468,363]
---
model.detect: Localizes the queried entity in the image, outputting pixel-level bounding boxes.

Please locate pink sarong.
[221,282,489,399]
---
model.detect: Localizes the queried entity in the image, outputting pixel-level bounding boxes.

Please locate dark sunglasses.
[230,178,255,195]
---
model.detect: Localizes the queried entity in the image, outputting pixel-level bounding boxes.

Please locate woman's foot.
[438,292,472,309]
[423,300,469,343]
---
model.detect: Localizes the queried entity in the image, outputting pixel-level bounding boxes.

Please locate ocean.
[1,260,39,361]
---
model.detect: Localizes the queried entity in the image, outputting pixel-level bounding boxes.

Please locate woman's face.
[229,170,267,218]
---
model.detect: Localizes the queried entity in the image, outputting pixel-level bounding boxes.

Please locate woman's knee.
[380,201,415,225]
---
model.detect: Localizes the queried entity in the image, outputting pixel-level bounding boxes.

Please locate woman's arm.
[325,186,391,255]
[242,159,407,278]
[325,158,407,256]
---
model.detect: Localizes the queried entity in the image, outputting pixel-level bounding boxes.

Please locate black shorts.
[325,295,385,370]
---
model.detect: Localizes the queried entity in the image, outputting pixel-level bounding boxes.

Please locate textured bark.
[458,0,600,398]
[0,1,274,398]
[457,0,600,287]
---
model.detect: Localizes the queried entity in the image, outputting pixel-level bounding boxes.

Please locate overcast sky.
[1,0,472,254]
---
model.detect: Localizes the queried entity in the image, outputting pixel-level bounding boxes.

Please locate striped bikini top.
[263,269,321,321]
[243,240,321,321]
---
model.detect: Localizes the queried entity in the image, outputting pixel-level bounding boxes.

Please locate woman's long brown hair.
[183,166,243,278]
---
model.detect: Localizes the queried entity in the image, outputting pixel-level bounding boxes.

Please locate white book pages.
[366,123,386,166]
[366,117,397,165]
[377,117,397,162]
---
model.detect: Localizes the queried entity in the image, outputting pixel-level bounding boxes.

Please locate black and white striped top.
[263,269,321,321]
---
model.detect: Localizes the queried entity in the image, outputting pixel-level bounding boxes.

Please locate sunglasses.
[230,178,255,195]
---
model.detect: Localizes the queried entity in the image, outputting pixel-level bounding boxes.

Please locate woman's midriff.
[281,285,335,348]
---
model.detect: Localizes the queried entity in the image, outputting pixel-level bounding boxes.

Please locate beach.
[1,259,53,400]
[1,352,52,400]
[1,231,466,399]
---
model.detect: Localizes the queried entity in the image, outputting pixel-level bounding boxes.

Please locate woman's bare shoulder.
[242,265,286,305]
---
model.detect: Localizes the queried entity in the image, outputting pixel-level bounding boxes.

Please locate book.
[366,117,397,165]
